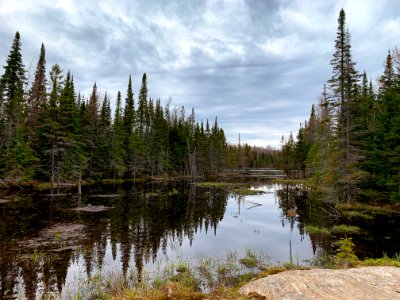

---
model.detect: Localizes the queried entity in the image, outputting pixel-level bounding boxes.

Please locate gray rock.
[239,267,400,299]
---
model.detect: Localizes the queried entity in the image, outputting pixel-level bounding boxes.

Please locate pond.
[0,179,399,299]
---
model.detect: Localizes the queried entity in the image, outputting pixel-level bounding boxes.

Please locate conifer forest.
[282,9,400,204]
[0,33,278,184]
[1,5,400,299]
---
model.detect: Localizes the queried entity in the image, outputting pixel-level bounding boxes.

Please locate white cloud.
[0,0,399,146]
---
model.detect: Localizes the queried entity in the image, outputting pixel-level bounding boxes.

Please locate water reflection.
[3,181,398,299]
[0,182,229,299]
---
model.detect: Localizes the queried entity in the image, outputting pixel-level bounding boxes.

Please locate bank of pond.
[0,177,399,299]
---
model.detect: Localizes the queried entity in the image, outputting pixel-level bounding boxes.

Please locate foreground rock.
[239,267,400,300]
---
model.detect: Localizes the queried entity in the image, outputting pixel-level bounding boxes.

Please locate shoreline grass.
[62,247,400,300]
[305,225,332,236]
[331,224,362,235]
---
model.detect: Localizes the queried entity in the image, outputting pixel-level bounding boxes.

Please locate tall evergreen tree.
[27,43,47,128]
[137,73,148,138]
[0,31,26,146]
[94,93,112,177]
[124,75,135,136]
[36,64,64,182]
[379,51,395,93]
[110,91,126,178]
[327,9,360,203]
[84,83,99,178]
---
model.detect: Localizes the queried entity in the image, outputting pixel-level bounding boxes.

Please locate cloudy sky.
[1,0,400,147]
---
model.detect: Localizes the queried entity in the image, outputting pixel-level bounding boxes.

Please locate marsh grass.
[341,210,374,220]
[362,252,400,267]
[272,178,308,185]
[233,188,265,196]
[336,202,397,214]
[239,249,258,268]
[69,250,271,299]
[305,225,331,236]
[192,182,237,189]
[331,224,362,235]
[33,182,55,191]
[146,191,159,197]
[65,247,400,299]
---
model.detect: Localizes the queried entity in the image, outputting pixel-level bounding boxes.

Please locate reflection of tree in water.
[103,182,228,280]
[275,184,333,257]
[0,182,228,298]
[276,184,302,232]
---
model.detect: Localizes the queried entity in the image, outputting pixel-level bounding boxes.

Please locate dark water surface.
[1,179,399,299]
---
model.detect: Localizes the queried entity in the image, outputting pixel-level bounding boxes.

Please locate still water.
[0,180,399,299]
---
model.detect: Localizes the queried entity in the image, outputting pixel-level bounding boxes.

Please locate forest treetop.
[0,32,279,183]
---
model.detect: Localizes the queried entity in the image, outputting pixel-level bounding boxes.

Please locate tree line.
[282,9,400,204]
[0,32,228,182]
[0,32,279,184]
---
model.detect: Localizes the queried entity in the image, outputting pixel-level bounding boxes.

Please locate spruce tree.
[27,43,47,128]
[84,83,99,178]
[327,9,360,203]
[137,73,148,138]
[95,93,112,177]
[124,75,135,136]
[379,51,395,93]
[0,31,26,146]
[110,91,126,178]
[39,64,64,182]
